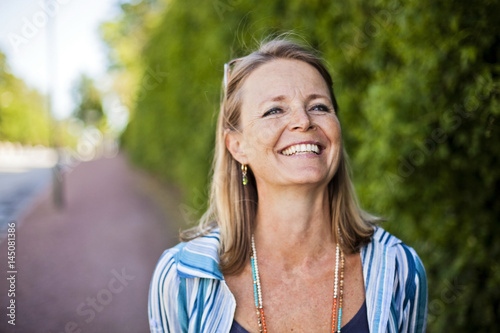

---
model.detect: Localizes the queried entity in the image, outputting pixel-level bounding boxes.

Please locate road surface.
[0,168,52,239]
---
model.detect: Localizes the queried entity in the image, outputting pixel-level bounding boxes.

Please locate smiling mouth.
[280,143,321,156]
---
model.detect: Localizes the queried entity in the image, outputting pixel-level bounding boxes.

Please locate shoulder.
[153,228,223,282]
[362,227,428,332]
[148,229,225,332]
[363,227,426,277]
[361,227,427,301]
[148,243,183,332]
[149,229,236,332]
[374,229,428,319]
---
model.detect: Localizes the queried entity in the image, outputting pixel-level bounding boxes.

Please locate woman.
[149,38,428,333]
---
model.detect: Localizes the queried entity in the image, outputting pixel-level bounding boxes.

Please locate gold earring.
[241,164,248,186]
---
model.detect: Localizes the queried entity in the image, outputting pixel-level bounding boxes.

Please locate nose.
[289,108,314,131]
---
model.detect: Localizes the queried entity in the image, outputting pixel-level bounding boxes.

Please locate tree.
[72,74,105,127]
[0,50,50,145]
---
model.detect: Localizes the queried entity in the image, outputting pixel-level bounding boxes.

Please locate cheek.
[333,125,342,144]
[243,121,283,158]
[327,117,342,142]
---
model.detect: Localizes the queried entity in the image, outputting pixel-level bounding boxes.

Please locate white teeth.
[281,144,320,156]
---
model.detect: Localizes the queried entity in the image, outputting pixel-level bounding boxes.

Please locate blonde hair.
[182,38,378,275]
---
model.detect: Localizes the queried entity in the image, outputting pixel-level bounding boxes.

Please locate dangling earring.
[241,164,248,186]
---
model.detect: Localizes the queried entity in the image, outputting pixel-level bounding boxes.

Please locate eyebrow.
[258,95,286,108]
[305,94,330,103]
[258,94,330,108]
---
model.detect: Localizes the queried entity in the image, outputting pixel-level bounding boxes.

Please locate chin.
[286,173,329,186]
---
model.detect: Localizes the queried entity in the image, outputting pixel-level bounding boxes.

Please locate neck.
[254,183,335,268]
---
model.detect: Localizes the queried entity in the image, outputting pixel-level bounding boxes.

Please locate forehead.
[241,59,329,105]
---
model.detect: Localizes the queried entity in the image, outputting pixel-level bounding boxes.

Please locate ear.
[225,129,249,165]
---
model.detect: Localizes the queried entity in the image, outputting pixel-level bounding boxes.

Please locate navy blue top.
[229,301,369,333]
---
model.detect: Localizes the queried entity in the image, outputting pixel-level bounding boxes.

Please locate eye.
[309,104,331,112]
[263,107,283,117]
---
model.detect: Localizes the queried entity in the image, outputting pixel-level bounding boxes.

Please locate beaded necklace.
[250,235,345,333]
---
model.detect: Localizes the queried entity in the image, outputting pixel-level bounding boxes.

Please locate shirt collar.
[175,228,224,280]
[371,226,402,247]
[174,227,399,282]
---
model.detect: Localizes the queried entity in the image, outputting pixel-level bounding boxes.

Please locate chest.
[225,253,365,332]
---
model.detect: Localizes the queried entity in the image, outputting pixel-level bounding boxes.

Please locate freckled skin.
[225,59,365,332]
[231,59,342,193]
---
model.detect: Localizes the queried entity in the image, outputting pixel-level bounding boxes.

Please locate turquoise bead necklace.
[250,234,345,332]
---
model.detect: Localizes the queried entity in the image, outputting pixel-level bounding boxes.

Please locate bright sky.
[0,0,121,120]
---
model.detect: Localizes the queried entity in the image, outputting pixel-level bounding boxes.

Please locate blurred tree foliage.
[102,0,499,330]
[72,73,105,127]
[0,50,50,145]
[100,0,166,114]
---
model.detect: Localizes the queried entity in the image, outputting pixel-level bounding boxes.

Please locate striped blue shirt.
[149,227,427,332]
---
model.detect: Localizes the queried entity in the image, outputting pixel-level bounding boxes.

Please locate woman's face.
[226,59,342,190]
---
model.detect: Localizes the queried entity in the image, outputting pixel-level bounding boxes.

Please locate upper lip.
[278,141,325,153]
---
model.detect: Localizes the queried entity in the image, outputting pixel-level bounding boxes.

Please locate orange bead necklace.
[250,235,345,333]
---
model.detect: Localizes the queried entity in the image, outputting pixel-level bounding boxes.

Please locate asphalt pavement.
[0,168,52,239]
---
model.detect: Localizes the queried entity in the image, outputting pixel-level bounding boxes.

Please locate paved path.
[0,153,182,332]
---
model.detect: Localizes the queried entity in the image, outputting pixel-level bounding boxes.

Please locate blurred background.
[0,0,499,332]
